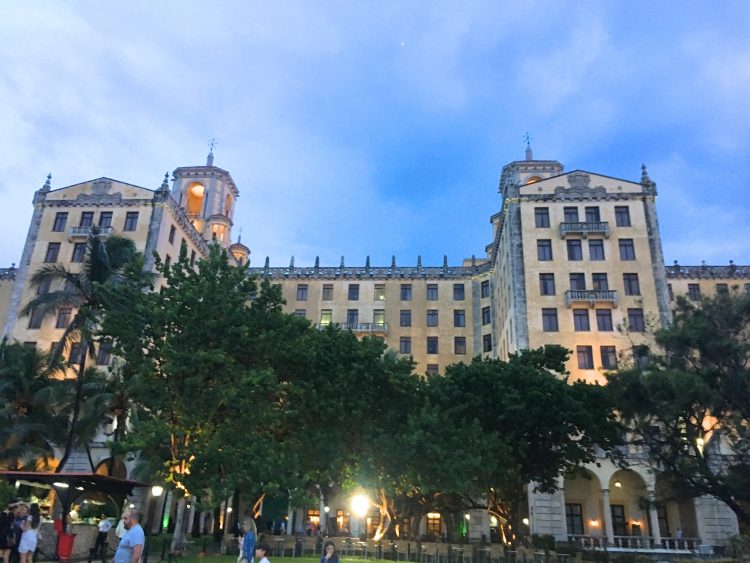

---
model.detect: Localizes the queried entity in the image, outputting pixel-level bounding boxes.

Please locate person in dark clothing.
[0,503,14,563]
[320,541,339,563]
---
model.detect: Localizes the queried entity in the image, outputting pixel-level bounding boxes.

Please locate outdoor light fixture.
[614,481,622,488]
[75,486,84,491]
[129,504,135,508]
[590,519,599,527]
[227,507,233,513]
[489,516,498,526]
[351,494,369,517]
[522,518,529,526]
[151,485,164,497]
[53,482,69,488]
[464,514,471,521]
[324,506,330,513]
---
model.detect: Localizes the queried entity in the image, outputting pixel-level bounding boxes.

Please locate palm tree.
[20,228,138,473]
[0,339,66,469]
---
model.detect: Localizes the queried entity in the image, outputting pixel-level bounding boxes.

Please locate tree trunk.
[56,349,88,473]
[373,489,392,541]
[171,497,187,552]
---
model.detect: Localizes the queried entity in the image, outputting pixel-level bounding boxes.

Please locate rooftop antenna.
[524,132,533,161]
[207,138,217,166]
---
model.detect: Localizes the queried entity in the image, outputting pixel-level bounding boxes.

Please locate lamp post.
[147,486,164,535]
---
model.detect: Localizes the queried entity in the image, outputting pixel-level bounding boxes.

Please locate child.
[255,543,271,563]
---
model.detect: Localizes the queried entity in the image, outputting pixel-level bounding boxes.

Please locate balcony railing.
[568,535,700,552]
[318,322,388,334]
[559,221,610,238]
[68,226,113,238]
[565,289,619,308]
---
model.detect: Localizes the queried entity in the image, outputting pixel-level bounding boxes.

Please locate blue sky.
[1,1,749,268]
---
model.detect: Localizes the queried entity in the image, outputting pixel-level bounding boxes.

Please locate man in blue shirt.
[114,509,144,563]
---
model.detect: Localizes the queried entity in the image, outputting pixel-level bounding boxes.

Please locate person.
[320,541,339,563]
[18,504,40,563]
[115,513,127,540]
[0,502,14,563]
[254,543,270,563]
[240,519,256,563]
[94,514,113,555]
[114,509,144,563]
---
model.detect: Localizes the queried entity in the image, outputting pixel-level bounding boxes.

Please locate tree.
[0,340,66,469]
[408,346,622,542]
[607,290,750,527]
[20,228,138,474]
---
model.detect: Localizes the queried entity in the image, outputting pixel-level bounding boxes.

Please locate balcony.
[68,226,113,239]
[567,535,701,553]
[559,221,610,238]
[565,289,619,308]
[318,322,389,335]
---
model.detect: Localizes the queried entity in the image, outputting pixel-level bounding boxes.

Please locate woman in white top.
[18,504,40,563]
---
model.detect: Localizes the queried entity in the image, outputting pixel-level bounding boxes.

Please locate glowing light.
[129,504,135,508]
[489,516,498,526]
[227,507,233,513]
[427,512,441,519]
[324,506,330,513]
[53,482,69,488]
[522,518,529,526]
[151,485,164,497]
[590,519,599,527]
[351,494,369,518]
[75,486,84,491]
[464,514,471,521]
[190,183,205,197]
[614,481,622,488]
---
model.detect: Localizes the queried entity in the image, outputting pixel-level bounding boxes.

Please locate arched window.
[224,194,232,216]
[186,182,205,216]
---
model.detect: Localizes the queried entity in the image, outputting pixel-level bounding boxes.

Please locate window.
[373,309,385,327]
[570,273,586,291]
[400,310,412,327]
[633,345,649,369]
[688,283,701,301]
[453,310,466,328]
[44,242,60,263]
[535,207,550,228]
[320,309,332,326]
[99,212,113,228]
[668,283,674,301]
[628,308,645,332]
[400,284,412,301]
[542,308,559,332]
[399,337,411,354]
[716,283,728,294]
[573,309,590,331]
[190,250,196,267]
[540,273,555,295]
[124,212,139,231]
[36,278,51,295]
[618,238,636,260]
[454,337,467,355]
[52,212,68,232]
[426,513,442,535]
[346,309,359,326]
[293,309,306,318]
[23,341,36,350]
[615,206,631,227]
[56,307,72,329]
[427,337,439,354]
[426,284,438,300]
[564,207,579,223]
[481,280,490,298]
[348,284,359,300]
[567,240,583,261]
[96,343,113,366]
[164,255,171,269]
[592,273,609,291]
[589,239,605,261]
[322,284,333,301]
[27,308,44,329]
[585,206,600,222]
[296,284,308,301]
[577,346,594,369]
[623,273,640,296]
[169,225,176,244]
[537,239,553,261]
[426,364,439,376]
[596,309,613,331]
[601,346,618,369]
[453,284,465,300]
[481,306,491,325]
[426,310,439,327]
[565,504,584,536]
[71,242,87,263]
[79,212,94,227]
[68,343,84,365]
[611,506,627,537]
[374,284,386,301]
[482,334,492,353]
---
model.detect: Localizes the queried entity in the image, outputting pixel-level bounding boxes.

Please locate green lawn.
[177,557,374,563]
